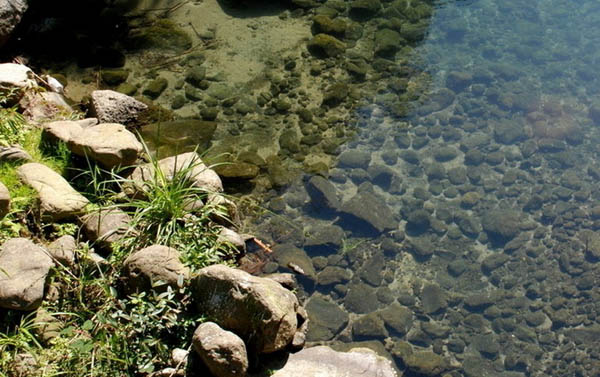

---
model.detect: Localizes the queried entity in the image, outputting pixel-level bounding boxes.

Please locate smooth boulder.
[192,322,248,377]
[80,208,132,252]
[90,90,148,125]
[43,120,143,168]
[191,264,302,354]
[18,163,89,221]
[0,238,54,310]
[122,245,189,293]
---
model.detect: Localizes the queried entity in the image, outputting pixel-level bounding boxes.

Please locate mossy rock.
[214,162,259,180]
[140,119,217,157]
[307,34,347,58]
[101,69,129,86]
[143,77,168,99]
[375,28,404,57]
[312,14,347,37]
[116,82,137,96]
[349,0,382,20]
[126,19,192,52]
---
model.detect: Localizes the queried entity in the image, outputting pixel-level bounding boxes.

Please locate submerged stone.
[339,191,397,235]
[307,34,346,58]
[306,296,349,341]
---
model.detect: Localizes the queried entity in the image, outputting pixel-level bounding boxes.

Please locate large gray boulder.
[90,90,148,125]
[191,264,303,354]
[18,163,89,221]
[21,91,73,122]
[122,245,189,293]
[192,322,248,377]
[43,120,143,168]
[0,1,28,47]
[128,152,223,196]
[0,181,9,217]
[0,238,54,310]
[269,346,397,377]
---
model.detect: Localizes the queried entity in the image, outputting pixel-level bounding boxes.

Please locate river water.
[10,0,600,375]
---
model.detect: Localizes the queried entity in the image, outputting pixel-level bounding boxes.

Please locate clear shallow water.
[253,0,600,376]
[12,0,600,375]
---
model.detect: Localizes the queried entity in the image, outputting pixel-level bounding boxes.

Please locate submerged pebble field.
[9,0,600,375]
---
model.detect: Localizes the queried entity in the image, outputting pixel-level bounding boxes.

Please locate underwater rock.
[359,251,385,286]
[338,149,371,169]
[349,0,381,20]
[304,224,345,253]
[306,296,349,341]
[353,312,388,339]
[375,28,403,57]
[339,191,397,235]
[100,69,129,86]
[322,82,348,107]
[140,119,217,156]
[312,14,346,37]
[420,284,447,314]
[317,266,353,286]
[306,175,341,213]
[446,71,473,92]
[185,66,207,88]
[214,162,259,180]
[143,77,168,99]
[273,244,317,282]
[493,119,527,144]
[481,210,521,245]
[345,283,380,314]
[378,302,413,335]
[307,34,346,58]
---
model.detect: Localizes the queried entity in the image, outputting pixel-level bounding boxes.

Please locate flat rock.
[43,120,143,168]
[270,346,397,377]
[70,123,143,168]
[18,163,89,221]
[90,90,148,125]
[339,191,397,234]
[191,264,302,354]
[0,63,34,88]
[0,238,54,310]
[122,245,189,293]
[0,181,9,217]
[192,322,248,377]
[129,152,223,196]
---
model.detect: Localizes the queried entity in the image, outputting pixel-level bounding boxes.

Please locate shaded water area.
[7,0,600,375]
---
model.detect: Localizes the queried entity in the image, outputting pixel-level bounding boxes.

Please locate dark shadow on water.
[215,0,293,18]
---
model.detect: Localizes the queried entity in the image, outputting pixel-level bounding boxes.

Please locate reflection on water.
[254,0,600,376]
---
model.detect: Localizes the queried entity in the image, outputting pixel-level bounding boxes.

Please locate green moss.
[127,19,193,52]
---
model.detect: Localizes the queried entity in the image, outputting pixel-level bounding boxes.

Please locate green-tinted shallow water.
[10,0,600,375]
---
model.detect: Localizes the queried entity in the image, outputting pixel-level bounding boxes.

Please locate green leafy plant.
[0,87,27,147]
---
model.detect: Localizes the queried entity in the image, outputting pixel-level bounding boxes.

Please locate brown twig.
[252,237,273,254]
